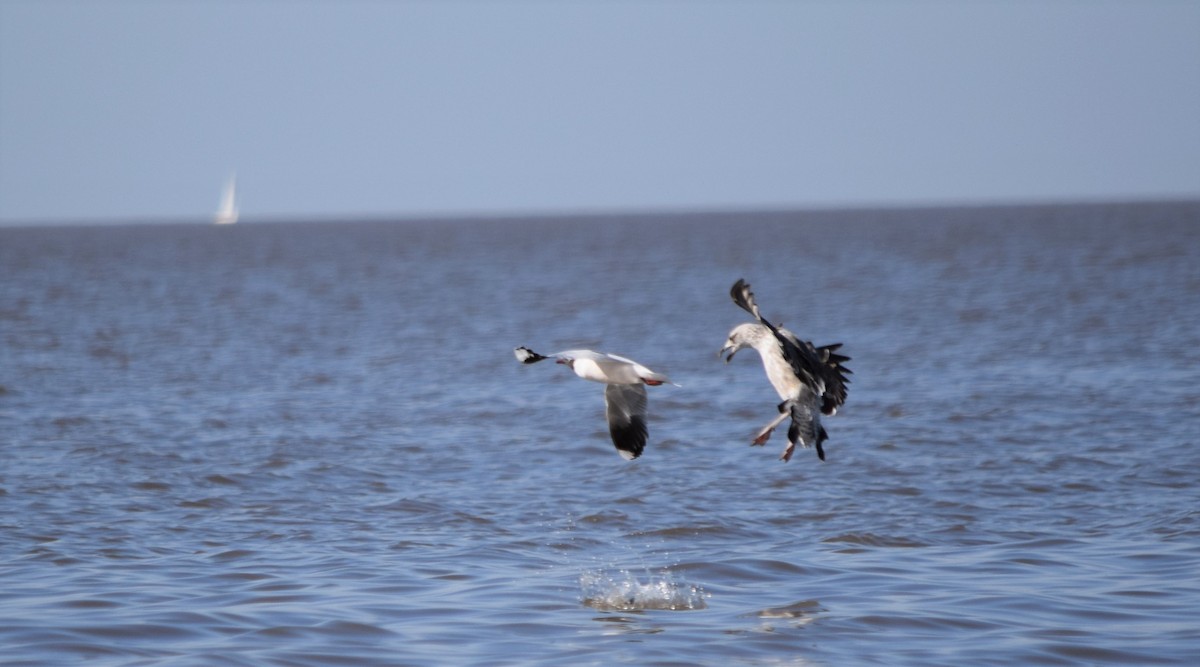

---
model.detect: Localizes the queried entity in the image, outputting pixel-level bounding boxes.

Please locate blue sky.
[2,1,1198,223]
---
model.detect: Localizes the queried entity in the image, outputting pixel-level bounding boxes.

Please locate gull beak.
[719,345,736,363]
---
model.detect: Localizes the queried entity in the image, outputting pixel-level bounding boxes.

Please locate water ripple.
[2,207,1198,666]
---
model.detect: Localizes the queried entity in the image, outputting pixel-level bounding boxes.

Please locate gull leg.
[780,440,797,462]
[752,410,790,446]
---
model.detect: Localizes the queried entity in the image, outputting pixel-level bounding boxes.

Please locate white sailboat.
[213,174,239,225]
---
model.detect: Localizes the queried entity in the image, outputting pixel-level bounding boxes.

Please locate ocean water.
[1,202,1198,666]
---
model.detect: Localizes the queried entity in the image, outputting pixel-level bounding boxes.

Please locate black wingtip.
[731,278,748,300]
[724,274,772,328]
[730,278,764,321]
[611,415,647,461]
[514,346,549,364]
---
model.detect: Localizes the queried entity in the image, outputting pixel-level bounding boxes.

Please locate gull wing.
[813,342,851,415]
[730,277,768,323]
[778,329,851,415]
[514,346,551,364]
[604,383,649,460]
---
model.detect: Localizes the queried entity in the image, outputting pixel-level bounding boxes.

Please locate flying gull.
[720,278,851,462]
[514,347,676,460]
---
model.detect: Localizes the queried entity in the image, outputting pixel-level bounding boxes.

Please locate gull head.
[720,323,764,363]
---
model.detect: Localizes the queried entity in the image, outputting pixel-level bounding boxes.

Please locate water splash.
[579,569,708,611]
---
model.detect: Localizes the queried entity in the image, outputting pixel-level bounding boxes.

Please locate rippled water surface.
[3,203,1199,666]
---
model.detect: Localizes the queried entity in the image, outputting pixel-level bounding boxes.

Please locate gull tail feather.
[784,404,827,462]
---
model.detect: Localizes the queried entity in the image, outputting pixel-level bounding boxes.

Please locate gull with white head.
[514,346,677,460]
[720,279,851,462]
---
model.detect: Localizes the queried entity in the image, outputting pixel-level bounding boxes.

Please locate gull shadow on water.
[590,614,667,636]
[744,599,824,633]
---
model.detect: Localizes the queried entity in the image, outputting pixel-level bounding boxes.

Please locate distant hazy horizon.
[3,196,1195,230]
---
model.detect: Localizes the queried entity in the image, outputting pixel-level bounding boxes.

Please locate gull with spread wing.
[720,278,851,462]
[514,346,676,460]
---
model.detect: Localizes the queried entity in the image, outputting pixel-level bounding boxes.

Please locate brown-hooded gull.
[514,346,676,460]
[719,278,851,462]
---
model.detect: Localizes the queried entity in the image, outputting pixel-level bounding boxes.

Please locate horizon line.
[2,194,1197,229]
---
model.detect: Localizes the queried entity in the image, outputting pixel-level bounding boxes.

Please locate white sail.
[214,174,239,225]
